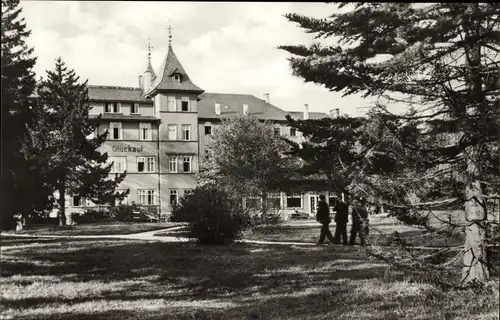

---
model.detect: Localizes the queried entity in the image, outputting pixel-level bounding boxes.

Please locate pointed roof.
[145,60,156,78]
[147,45,204,95]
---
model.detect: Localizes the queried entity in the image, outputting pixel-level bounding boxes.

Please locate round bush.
[172,186,248,245]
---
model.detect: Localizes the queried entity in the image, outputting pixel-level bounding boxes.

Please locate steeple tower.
[140,38,156,93]
[146,25,203,97]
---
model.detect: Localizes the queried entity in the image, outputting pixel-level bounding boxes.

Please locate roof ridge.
[87,85,142,90]
[203,92,254,97]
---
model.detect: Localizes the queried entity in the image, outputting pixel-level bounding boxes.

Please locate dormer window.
[173,74,181,83]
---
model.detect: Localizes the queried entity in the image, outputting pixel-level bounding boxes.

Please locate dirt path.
[1,226,463,252]
[1,226,189,242]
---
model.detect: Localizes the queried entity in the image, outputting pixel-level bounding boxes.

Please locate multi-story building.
[65,42,339,218]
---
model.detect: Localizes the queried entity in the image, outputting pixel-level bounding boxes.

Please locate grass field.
[0,221,181,236]
[155,215,466,248]
[1,236,498,320]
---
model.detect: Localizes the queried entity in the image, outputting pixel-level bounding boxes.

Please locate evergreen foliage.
[23,58,128,225]
[1,0,53,230]
[281,3,499,284]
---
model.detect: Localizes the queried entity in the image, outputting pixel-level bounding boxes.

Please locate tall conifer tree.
[1,0,53,230]
[280,3,499,284]
[24,58,127,225]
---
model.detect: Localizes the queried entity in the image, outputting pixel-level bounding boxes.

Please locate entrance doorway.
[309,195,317,215]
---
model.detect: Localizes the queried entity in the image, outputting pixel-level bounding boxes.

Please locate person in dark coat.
[333,197,349,245]
[316,194,335,245]
[349,198,369,246]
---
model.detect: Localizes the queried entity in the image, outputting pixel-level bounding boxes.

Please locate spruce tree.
[280,3,499,284]
[24,58,128,226]
[1,0,53,230]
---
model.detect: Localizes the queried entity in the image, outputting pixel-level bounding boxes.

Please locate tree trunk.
[461,10,489,285]
[58,186,66,226]
[261,190,268,221]
[461,147,489,284]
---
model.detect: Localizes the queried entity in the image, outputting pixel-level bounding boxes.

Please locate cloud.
[20,1,377,117]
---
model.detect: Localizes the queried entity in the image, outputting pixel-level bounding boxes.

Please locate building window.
[115,190,128,206]
[184,189,193,196]
[290,128,297,137]
[138,189,156,205]
[183,157,192,173]
[139,122,152,140]
[173,74,181,83]
[109,157,127,173]
[72,195,82,207]
[146,157,155,172]
[137,157,155,172]
[286,193,303,208]
[274,127,281,135]
[167,96,176,112]
[105,102,121,113]
[109,122,122,140]
[169,157,178,172]
[181,124,191,140]
[205,125,212,135]
[181,97,189,111]
[170,189,178,205]
[267,192,282,209]
[131,103,139,114]
[168,124,177,140]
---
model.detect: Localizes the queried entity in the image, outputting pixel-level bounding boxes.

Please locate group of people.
[315,194,369,246]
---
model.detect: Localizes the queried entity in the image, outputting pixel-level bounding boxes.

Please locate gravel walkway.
[1,226,463,251]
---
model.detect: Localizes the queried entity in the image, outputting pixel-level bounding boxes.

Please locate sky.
[20,1,376,117]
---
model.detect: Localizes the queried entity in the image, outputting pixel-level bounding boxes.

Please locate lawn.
[155,215,466,248]
[0,221,181,236]
[1,236,498,320]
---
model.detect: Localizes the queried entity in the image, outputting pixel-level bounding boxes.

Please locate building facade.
[64,42,339,218]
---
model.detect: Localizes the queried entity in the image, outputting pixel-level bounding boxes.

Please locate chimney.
[215,102,221,115]
[243,104,249,116]
[303,104,309,120]
[329,108,340,118]
[263,93,270,104]
[138,75,144,89]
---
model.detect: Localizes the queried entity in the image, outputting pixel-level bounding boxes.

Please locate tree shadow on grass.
[2,239,483,320]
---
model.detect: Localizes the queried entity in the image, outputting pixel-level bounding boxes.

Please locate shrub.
[172,186,248,245]
[108,204,135,222]
[72,209,109,224]
[108,204,161,222]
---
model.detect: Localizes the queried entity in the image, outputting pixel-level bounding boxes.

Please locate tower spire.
[168,20,173,47]
[147,38,153,63]
[143,38,156,78]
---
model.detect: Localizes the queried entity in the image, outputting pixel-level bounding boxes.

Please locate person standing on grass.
[316,194,335,245]
[333,197,349,245]
[349,198,369,246]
